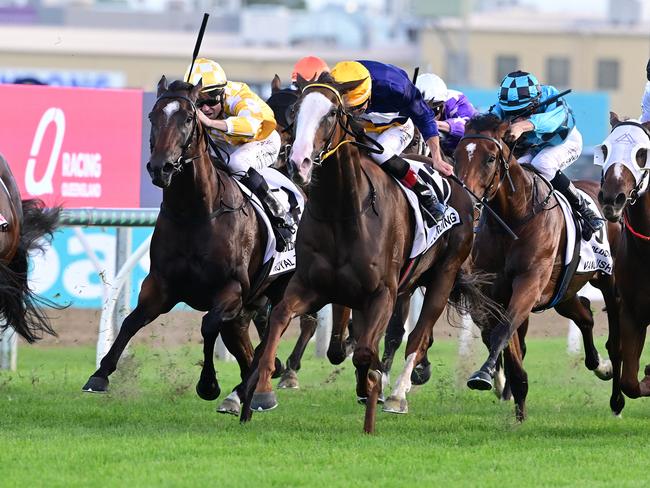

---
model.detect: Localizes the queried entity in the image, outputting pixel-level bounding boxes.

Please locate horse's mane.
[466,113,504,132]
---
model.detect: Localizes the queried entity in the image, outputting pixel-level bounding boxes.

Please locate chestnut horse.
[597,113,650,415]
[82,78,287,415]
[454,114,619,420]
[0,154,60,343]
[242,75,498,433]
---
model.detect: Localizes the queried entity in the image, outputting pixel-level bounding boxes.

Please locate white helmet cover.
[416,73,448,103]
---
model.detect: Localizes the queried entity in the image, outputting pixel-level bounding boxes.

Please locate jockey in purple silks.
[415,73,478,158]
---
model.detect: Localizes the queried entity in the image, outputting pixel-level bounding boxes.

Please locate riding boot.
[382,155,446,225]
[550,171,604,240]
[240,168,297,251]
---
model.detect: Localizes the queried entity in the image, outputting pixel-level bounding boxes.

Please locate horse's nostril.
[162,162,174,174]
[146,162,152,173]
[597,190,604,205]
[302,158,311,168]
[615,192,626,206]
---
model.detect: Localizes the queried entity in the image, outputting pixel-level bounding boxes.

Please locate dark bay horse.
[0,154,60,343]
[82,78,288,414]
[454,114,619,420]
[242,75,497,433]
[597,113,650,415]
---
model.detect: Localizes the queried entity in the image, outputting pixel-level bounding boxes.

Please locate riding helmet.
[184,58,227,93]
[497,70,541,112]
[291,56,330,83]
[331,61,372,108]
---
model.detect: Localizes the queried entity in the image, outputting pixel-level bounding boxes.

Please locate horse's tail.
[447,264,506,327]
[1,199,62,343]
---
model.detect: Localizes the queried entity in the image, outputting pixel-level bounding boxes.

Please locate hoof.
[467,370,493,391]
[277,369,299,389]
[196,380,221,401]
[382,395,408,414]
[357,394,385,405]
[410,363,431,386]
[217,397,241,416]
[82,376,109,393]
[250,391,278,412]
[594,359,613,381]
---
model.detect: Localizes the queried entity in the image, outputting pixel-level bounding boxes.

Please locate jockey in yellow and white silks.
[185,58,296,248]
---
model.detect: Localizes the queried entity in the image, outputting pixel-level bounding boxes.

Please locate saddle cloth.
[555,189,612,275]
[234,167,305,277]
[401,158,462,258]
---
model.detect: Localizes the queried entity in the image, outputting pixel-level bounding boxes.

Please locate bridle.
[299,83,384,166]
[459,133,516,203]
[150,93,202,174]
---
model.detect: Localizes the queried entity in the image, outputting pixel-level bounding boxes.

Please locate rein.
[623,209,650,242]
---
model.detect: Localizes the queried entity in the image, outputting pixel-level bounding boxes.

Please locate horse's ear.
[271,75,282,93]
[190,79,203,101]
[157,75,168,97]
[610,111,621,128]
[295,73,309,91]
[335,77,367,96]
[497,120,510,138]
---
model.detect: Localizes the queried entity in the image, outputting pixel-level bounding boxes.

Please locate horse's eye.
[186,116,193,124]
[328,109,337,117]
[601,144,608,160]
[486,154,497,164]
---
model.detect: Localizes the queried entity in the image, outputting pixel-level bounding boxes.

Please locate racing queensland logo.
[26,107,103,199]
[0,84,143,208]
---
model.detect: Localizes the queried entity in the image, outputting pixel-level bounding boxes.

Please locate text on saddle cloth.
[554,190,612,275]
[401,158,461,258]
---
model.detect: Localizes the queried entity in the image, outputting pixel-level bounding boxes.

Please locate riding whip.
[412,67,420,85]
[186,13,210,83]
[508,89,572,121]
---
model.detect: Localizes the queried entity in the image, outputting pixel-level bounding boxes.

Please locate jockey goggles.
[196,89,225,109]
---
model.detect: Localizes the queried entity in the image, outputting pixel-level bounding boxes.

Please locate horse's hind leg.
[278,313,317,389]
[381,296,410,382]
[554,293,611,379]
[384,269,456,415]
[82,275,173,392]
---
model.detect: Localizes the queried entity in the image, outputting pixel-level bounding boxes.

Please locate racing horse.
[242,74,499,433]
[82,78,289,413]
[455,113,619,421]
[597,113,650,415]
[0,154,60,343]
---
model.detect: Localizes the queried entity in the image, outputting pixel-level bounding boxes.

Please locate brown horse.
[81,78,288,414]
[597,113,650,415]
[241,74,497,433]
[0,155,60,343]
[454,113,619,420]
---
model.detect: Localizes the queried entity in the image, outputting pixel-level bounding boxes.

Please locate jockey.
[331,60,453,224]
[291,55,330,86]
[185,58,296,249]
[415,73,477,157]
[640,58,650,123]
[490,70,603,239]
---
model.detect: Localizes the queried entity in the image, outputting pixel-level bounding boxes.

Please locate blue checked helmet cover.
[498,71,541,112]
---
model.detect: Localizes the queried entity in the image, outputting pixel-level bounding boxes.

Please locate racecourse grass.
[1,337,649,487]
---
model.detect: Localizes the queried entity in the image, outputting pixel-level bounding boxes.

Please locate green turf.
[1,337,648,487]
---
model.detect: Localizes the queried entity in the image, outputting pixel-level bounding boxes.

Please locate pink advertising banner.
[0,84,143,208]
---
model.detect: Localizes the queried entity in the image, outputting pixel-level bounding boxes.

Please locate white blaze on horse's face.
[465,142,477,161]
[290,91,334,184]
[163,101,180,122]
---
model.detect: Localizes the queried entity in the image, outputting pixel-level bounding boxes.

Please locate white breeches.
[517,128,583,180]
[218,130,281,176]
[366,119,415,164]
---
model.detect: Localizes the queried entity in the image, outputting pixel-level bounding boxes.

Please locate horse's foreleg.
[619,302,648,399]
[327,305,353,365]
[82,275,173,393]
[196,281,244,402]
[380,296,410,379]
[503,330,528,421]
[600,278,623,414]
[384,268,456,415]
[278,313,317,389]
[353,287,396,434]
[246,280,323,414]
[468,272,543,391]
